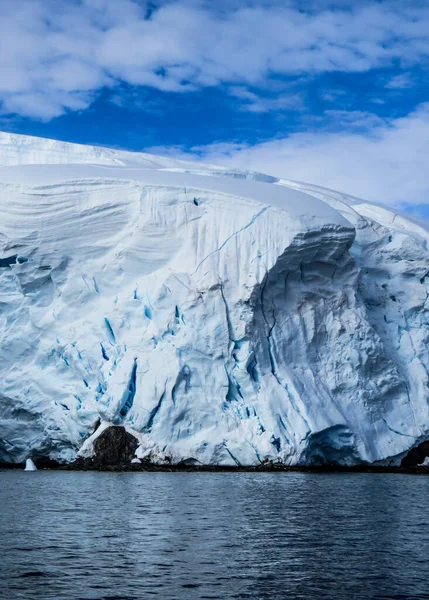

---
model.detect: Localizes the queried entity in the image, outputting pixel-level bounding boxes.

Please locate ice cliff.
[1,131,428,467]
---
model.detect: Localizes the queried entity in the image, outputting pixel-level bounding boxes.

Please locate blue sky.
[1,0,429,215]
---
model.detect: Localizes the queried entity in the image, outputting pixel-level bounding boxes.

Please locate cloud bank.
[153,103,429,209]
[1,0,429,119]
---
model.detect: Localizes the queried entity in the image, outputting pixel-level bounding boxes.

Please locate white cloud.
[228,87,303,113]
[0,0,429,119]
[323,110,387,131]
[153,103,429,207]
[385,73,415,89]
[320,88,349,103]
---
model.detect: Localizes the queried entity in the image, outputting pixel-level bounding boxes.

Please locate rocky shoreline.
[2,461,429,475]
[3,426,429,474]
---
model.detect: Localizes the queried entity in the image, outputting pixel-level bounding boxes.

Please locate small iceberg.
[24,458,37,471]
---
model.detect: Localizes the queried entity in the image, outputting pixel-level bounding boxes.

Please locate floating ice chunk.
[24,459,37,471]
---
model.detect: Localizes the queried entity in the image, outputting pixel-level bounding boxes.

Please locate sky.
[1,0,429,216]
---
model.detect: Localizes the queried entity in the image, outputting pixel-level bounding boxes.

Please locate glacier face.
[0,132,428,467]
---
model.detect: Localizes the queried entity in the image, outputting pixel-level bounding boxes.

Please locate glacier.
[0,131,428,467]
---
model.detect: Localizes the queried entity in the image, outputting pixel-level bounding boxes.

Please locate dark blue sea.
[1,471,429,599]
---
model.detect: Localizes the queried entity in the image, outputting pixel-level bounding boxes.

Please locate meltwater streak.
[1,471,429,600]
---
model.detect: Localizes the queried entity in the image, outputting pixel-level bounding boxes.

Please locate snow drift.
[0,131,428,467]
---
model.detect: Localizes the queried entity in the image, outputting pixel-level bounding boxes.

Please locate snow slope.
[0,132,428,466]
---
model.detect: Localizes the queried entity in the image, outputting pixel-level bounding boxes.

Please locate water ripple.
[1,471,429,599]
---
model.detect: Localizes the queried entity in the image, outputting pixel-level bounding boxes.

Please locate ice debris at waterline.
[0,131,428,468]
[24,459,37,471]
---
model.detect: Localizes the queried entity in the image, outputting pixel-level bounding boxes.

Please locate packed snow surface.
[1,132,428,466]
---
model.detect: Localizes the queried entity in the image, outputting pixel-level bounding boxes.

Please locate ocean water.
[1,470,429,600]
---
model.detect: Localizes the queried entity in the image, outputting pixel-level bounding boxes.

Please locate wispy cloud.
[385,73,415,89]
[228,87,303,113]
[1,0,429,119]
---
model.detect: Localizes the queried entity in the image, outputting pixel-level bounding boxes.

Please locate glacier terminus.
[0,131,428,468]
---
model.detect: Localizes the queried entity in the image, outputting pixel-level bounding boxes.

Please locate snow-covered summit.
[1,132,428,467]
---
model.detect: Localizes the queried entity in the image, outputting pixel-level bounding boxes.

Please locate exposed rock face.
[0,132,428,468]
[81,426,139,468]
[401,441,429,468]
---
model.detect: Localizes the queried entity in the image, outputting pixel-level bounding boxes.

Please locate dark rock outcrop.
[401,440,429,468]
[76,426,139,469]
